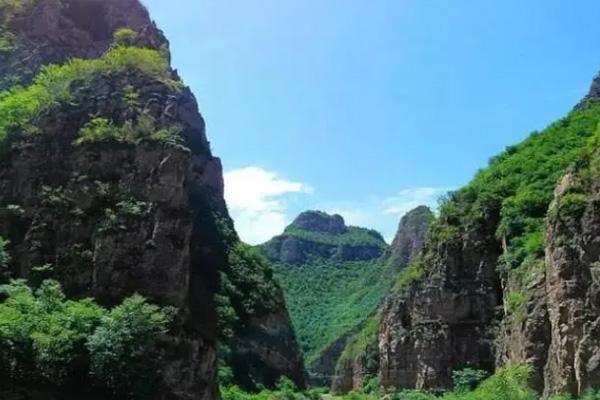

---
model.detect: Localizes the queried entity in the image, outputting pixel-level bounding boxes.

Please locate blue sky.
[143,0,600,244]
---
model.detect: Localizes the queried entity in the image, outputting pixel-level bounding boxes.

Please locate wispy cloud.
[383,187,451,216]
[224,166,313,245]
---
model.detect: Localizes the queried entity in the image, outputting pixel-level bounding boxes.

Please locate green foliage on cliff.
[283,226,387,249]
[0,279,173,398]
[76,116,183,146]
[217,241,293,388]
[336,314,379,373]
[274,260,393,364]
[113,28,139,47]
[392,256,424,290]
[0,45,176,144]
[427,103,600,293]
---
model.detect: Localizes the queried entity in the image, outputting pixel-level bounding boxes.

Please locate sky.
[143,0,600,244]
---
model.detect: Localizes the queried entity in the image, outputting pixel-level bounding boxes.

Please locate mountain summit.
[261,211,387,265]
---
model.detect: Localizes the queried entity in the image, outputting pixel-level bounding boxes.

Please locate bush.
[0,279,173,397]
[0,46,177,143]
[452,368,489,392]
[113,28,138,47]
[87,294,174,395]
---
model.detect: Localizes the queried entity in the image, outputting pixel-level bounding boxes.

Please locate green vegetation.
[392,256,425,290]
[217,241,290,388]
[0,279,173,398]
[336,314,379,377]
[221,376,324,400]
[283,226,386,249]
[274,261,394,365]
[0,0,36,52]
[0,0,35,24]
[452,368,489,392]
[0,45,177,144]
[113,28,139,47]
[223,365,600,400]
[422,103,600,320]
[76,116,182,146]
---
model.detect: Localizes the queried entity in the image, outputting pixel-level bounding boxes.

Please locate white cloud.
[383,187,451,216]
[224,166,313,245]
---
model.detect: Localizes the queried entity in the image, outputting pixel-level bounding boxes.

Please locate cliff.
[0,0,304,397]
[331,207,434,394]
[378,75,600,396]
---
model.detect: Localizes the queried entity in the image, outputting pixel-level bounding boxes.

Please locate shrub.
[87,295,174,395]
[113,28,138,47]
[557,192,588,222]
[0,279,173,397]
[0,46,177,143]
[452,368,489,392]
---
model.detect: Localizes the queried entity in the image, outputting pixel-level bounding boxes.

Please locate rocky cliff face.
[541,160,600,396]
[0,0,168,91]
[377,76,600,397]
[379,216,501,391]
[0,0,305,398]
[261,211,387,265]
[388,206,434,269]
[331,207,434,394]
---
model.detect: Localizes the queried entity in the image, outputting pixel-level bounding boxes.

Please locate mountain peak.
[261,210,387,265]
[388,205,434,269]
[287,211,348,235]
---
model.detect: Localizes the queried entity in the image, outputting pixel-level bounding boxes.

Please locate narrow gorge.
[1,1,600,400]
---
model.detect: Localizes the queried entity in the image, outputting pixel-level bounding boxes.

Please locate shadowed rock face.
[379,212,502,392]
[0,1,225,399]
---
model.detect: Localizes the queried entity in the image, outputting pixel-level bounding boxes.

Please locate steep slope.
[0,0,304,398]
[331,207,434,393]
[217,242,306,390]
[387,205,435,269]
[379,74,600,396]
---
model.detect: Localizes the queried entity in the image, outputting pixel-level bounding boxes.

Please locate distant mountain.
[261,211,387,265]
[261,208,431,387]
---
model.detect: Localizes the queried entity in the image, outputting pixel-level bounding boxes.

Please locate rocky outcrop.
[230,311,306,389]
[379,213,502,391]
[0,64,223,400]
[0,0,169,91]
[539,165,600,396]
[331,316,380,394]
[310,332,354,387]
[291,211,347,235]
[261,211,387,265]
[388,206,434,269]
[330,206,434,394]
